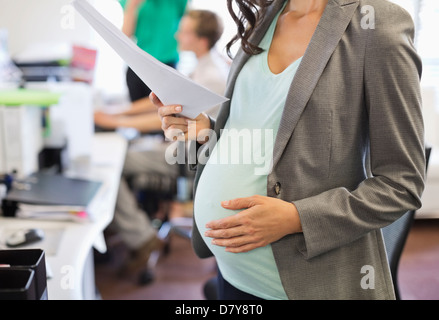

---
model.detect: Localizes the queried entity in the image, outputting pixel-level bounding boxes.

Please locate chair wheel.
[163,242,171,255]
[138,269,155,286]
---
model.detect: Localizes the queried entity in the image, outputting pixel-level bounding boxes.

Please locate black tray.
[0,249,47,299]
[0,268,37,300]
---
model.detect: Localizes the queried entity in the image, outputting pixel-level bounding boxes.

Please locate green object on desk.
[0,88,61,106]
[0,89,61,138]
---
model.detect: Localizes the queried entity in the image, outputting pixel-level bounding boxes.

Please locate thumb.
[221,196,260,210]
[149,92,163,107]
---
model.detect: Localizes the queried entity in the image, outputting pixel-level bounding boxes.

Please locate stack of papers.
[4,172,102,223]
[16,204,89,223]
[72,0,228,119]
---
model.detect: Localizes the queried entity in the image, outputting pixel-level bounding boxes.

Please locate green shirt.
[120,0,187,63]
[194,4,301,300]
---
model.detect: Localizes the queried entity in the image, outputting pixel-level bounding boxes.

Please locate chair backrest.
[382,145,432,299]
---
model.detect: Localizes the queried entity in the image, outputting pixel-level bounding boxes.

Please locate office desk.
[0,132,127,299]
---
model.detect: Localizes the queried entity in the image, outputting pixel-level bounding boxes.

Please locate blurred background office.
[1,0,439,300]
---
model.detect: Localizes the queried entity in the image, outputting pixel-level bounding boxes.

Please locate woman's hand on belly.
[204,195,302,253]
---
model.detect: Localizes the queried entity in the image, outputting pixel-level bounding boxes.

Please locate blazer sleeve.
[293,5,426,260]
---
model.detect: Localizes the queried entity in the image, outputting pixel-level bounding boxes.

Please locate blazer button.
[274,182,281,195]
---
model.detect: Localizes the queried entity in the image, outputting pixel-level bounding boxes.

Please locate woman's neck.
[286,0,328,16]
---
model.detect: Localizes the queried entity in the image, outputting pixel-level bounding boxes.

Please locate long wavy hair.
[226,0,275,58]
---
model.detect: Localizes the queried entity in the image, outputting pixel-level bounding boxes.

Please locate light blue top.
[193,4,302,300]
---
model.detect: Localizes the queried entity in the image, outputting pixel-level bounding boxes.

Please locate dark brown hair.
[226,0,274,57]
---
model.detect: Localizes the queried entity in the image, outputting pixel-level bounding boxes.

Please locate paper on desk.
[72,0,228,119]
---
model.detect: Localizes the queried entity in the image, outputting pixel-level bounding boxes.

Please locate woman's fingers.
[150,91,188,140]
[151,91,211,143]
[205,225,246,240]
[161,115,187,130]
[150,92,183,119]
[157,105,183,119]
[149,92,163,107]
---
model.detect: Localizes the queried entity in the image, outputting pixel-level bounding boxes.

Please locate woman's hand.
[150,92,212,143]
[204,195,302,253]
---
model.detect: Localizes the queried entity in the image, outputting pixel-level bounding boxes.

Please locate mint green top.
[120,0,187,63]
[193,5,302,300]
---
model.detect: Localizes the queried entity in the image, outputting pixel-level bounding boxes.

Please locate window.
[90,0,126,99]
[391,0,439,147]
[416,0,439,88]
[391,0,439,88]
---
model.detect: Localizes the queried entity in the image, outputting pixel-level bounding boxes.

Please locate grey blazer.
[191,0,425,300]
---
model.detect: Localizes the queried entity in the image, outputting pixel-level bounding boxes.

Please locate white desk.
[0,132,127,300]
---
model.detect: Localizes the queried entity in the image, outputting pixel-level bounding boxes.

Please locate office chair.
[132,171,177,224]
[130,142,196,285]
[382,145,432,300]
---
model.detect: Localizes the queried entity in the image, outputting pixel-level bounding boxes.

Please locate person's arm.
[293,6,425,260]
[118,97,157,116]
[94,111,162,133]
[121,0,144,37]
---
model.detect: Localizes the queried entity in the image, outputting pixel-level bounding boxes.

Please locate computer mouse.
[5,228,45,247]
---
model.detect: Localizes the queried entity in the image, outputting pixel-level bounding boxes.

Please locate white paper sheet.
[72,0,228,119]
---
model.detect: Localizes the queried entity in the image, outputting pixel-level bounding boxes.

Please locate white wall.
[0,0,93,57]
[0,0,126,98]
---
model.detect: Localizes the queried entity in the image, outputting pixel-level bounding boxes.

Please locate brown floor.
[94,218,439,300]
[398,218,439,300]
[94,234,217,300]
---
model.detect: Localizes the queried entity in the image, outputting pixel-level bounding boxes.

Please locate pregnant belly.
[193,160,287,300]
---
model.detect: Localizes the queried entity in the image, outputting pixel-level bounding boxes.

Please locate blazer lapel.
[272,0,359,168]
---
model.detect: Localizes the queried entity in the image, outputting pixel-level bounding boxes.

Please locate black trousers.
[126,62,177,102]
[217,270,264,300]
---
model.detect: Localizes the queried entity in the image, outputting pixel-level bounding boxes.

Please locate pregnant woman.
[152,0,425,300]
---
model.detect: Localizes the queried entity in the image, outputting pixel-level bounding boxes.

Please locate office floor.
[398,218,439,300]
[94,217,439,300]
[94,232,217,300]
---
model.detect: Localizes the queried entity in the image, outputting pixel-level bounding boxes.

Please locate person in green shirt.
[120,0,188,102]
